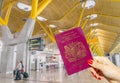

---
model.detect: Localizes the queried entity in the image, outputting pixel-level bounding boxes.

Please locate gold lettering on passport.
[64,41,87,62]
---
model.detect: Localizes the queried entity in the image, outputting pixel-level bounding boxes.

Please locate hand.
[88,56,120,82]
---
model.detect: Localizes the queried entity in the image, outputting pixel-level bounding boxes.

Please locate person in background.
[20,61,29,79]
[20,61,24,74]
[14,60,22,80]
[88,56,120,83]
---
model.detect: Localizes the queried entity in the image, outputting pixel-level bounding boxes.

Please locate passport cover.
[55,27,93,75]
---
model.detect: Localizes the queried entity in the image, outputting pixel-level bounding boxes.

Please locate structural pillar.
[0,26,14,73]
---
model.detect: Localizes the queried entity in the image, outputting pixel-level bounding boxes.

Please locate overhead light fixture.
[90,23,99,27]
[95,29,99,32]
[59,30,63,33]
[87,14,97,20]
[37,16,47,21]
[49,24,57,28]
[17,2,31,11]
[82,0,96,9]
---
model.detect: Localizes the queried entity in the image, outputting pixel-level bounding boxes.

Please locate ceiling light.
[82,0,96,9]
[59,30,63,33]
[95,29,99,32]
[90,23,99,27]
[49,24,57,28]
[37,16,47,21]
[17,2,31,11]
[87,14,97,20]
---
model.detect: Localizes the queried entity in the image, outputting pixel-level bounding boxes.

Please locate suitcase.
[23,72,29,78]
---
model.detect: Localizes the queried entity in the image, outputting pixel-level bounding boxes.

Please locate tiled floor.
[0,68,109,83]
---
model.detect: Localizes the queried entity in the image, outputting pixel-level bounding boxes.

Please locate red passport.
[55,27,93,75]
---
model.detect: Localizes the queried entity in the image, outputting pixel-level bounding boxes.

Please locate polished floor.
[0,68,109,83]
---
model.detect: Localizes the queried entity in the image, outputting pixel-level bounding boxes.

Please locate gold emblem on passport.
[64,42,87,62]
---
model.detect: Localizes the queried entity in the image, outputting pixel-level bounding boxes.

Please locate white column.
[0,45,14,73]
[0,26,14,73]
[6,46,15,73]
[0,18,35,73]
[13,46,17,71]
[115,54,120,67]
[0,40,3,69]
[15,18,35,72]
[18,18,35,39]
[16,43,27,66]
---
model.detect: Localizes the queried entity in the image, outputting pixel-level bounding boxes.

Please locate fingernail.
[97,77,101,80]
[88,59,93,65]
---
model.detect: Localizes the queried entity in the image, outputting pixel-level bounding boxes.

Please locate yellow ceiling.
[1,0,120,55]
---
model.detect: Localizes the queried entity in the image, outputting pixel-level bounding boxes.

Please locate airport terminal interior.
[0,0,120,83]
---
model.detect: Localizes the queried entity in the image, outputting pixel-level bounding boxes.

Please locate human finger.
[88,59,103,71]
[89,67,102,80]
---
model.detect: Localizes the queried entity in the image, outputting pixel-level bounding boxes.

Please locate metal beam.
[81,18,89,29]
[75,0,86,27]
[0,0,16,25]
[87,30,96,40]
[2,0,17,13]
[0,17,4,24]
[4,3,12,25]
[48,26,55,40]
[93,45,98,53]
[37,20,56,43]
[30,0,38,19]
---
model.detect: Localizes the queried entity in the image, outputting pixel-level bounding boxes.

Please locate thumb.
[88,59,103,70]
